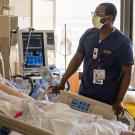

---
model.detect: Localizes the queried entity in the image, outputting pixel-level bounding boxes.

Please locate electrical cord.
[12,74,34,96]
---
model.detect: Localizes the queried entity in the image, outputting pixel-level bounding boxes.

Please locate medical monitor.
[18,30,48,75]
[46,31,55,50]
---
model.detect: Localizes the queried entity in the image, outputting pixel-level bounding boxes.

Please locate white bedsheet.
[0,90,128,135]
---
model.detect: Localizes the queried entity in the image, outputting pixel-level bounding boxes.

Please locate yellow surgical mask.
[92,16,104,29]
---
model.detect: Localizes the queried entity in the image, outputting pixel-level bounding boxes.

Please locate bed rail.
[0,113,54,135]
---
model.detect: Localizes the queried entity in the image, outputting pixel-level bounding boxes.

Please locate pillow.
[123,91,135,104]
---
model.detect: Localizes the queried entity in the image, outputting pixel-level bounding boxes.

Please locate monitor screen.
[46,32,54,45]
[21,32,46,68]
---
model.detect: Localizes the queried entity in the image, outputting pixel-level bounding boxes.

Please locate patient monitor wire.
[12,74,34,96]
[23,28,35,68]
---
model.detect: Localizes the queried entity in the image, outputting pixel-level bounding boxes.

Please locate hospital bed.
[0,90,134,135]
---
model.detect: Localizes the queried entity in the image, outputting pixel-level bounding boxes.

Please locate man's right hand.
[49,83,65,94]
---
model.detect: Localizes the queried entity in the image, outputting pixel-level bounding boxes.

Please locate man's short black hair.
[99,3,117,22]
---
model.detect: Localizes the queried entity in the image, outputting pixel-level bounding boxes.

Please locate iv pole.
[64,24,67,72]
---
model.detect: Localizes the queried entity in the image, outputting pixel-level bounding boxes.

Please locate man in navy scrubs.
[50,3,134,115]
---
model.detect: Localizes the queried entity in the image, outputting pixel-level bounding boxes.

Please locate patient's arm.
[0,82,28,98]
[121,131,135,135]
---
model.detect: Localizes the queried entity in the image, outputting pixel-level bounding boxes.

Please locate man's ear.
[100,17,108,24]
[108,15,114,22]
[100,15,113,24]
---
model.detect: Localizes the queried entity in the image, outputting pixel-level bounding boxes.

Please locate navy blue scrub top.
[77,28,134,105]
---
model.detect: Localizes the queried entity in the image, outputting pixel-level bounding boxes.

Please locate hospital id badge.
[93,69,106,85]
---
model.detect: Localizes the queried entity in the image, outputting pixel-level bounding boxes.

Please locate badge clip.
[93,48,98,59]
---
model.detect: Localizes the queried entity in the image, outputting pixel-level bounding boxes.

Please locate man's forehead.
[95,5,106,13]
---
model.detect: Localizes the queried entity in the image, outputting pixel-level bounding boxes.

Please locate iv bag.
[59,26,72,56]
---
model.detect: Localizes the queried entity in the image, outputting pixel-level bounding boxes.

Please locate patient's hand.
[0,82,30,99]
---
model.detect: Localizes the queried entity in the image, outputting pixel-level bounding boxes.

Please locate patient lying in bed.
[0,76,135,135]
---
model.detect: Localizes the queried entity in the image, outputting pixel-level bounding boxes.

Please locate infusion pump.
[18,29,55,75]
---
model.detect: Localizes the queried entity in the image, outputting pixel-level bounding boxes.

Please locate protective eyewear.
[91,12,105,17]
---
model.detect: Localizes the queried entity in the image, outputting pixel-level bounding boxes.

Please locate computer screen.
[18,30,48,74]
[22,32,45,67]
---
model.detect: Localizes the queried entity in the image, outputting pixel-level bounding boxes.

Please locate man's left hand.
[112,101,124,116]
